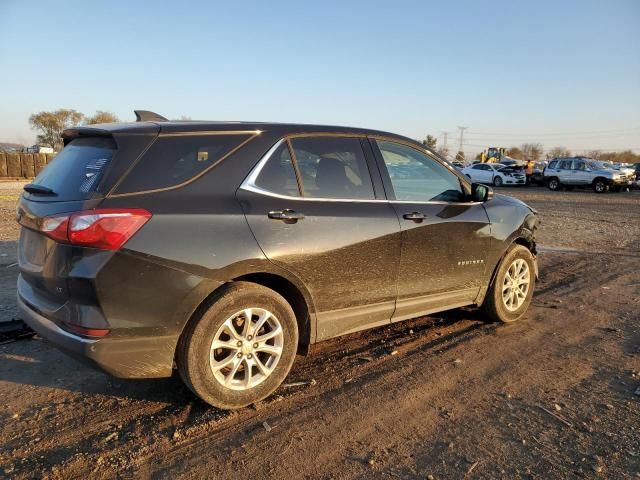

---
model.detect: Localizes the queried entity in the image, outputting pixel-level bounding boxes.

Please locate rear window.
[28,137,116,201]
[115,134,250,194]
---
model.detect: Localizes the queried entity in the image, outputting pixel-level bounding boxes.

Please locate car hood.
[493,193,537,214]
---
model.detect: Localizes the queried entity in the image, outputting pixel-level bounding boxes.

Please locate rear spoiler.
[134,110,168,122]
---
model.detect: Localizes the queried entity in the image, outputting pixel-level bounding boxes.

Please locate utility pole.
[457,126,467,153]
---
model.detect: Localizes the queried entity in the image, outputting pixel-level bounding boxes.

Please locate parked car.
[543,157,633,192]
[25,144,54,154]
[461,162,526,186]
[17,112,539,409]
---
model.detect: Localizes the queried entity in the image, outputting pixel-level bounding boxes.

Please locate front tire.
[493,176,503,187]
[593,179,609,193]
[483,244,536,323]
[177,282,299,409]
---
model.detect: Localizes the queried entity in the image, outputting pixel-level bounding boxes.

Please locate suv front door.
[371,139,492,322]
[238,135,401,340]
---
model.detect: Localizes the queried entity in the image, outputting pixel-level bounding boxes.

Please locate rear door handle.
[402,212,426,222]
[268,209,305,222]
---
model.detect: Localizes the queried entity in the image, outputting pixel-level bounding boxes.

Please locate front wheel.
[593,180,609,193]
[177,282,299,409]
[493,176,503,187]
[483,244,536,323]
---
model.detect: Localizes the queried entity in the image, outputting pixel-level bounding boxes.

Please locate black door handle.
[403,212,426,222]
[268,209,305,223]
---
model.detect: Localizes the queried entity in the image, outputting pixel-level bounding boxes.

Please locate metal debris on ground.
[262,421,272,432]
[537,404,573,428]
[0,320,36,345]
[283,379,316,388]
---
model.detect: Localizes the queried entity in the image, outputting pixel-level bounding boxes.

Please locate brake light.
[40,209,151,250]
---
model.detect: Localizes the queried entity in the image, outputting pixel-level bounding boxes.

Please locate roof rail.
[134,110,168,122]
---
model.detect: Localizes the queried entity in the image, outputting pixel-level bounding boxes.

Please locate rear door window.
[253,142,301,197]
[27,137,116,202]
[289,137,375,200]
[115,134,251,194]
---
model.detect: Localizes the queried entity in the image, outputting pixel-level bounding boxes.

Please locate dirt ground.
[1,182,639,479]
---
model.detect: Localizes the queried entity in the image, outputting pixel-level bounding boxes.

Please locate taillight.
[40,209,152,250]
[64,323,111,337]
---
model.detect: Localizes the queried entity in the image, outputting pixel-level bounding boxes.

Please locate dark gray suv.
[17,112,539,409]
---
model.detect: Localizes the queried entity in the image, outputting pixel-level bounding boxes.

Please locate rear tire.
[483,244,536,323]
[177,282,298,409]
[547,177,560,191]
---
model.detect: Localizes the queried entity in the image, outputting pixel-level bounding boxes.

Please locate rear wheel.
[483,244,536,323]
[177,282,298,409]
[547,177,560,191]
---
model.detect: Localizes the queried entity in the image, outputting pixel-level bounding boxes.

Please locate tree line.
[422,134,639,164]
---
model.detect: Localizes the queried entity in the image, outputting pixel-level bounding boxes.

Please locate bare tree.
[85,111,119,124]
[521,143,543,162]
[506,147,523,159]
[585,150,602,159]
[29,109,84,150]
[547,147,571,159]
[455,151,465,162]
[437,146,450,159]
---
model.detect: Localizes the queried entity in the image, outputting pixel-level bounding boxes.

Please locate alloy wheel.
[209,308,284,390]
[502,259,530,312]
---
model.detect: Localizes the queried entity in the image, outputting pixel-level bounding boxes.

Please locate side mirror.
[472,183,494,202]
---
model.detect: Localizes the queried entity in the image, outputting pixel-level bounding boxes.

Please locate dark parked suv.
[17,112,539,409]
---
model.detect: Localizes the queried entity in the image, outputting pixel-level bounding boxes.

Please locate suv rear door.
[370,139,492,322]
[238,135,401,341]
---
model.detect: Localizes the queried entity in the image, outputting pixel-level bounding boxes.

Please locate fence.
[0,153,56,179]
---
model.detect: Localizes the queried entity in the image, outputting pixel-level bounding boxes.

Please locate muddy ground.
[1,183,639,479]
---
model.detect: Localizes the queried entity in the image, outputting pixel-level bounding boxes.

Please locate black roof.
[63,120,417,145]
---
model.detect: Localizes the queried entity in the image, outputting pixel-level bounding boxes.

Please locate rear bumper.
[18,294,177,378]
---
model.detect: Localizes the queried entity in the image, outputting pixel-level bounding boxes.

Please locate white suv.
[543,157,632,193]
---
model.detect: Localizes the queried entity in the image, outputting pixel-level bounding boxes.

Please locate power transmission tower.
[441,131,449,149]
[457,126,467,153]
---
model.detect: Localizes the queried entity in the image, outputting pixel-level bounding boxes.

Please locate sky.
[1,0,639,156]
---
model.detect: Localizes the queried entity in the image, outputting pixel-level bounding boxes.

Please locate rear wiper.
[24,183,57,195]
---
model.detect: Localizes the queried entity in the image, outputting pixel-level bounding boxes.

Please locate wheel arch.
[175,267,316,361]
[476,217,538,306]
[592,176,610,185]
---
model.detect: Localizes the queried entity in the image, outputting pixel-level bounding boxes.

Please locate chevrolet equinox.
[17,111,539,409]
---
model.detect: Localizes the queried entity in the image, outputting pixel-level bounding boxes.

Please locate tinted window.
[254,142,300,197]
[472,164,486,170]
[116,134,250,193]
[573,160,586,171]
[376,141,463,202]
[289,137,374,200]
[29,137,115,201]
[548,160,558,169]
